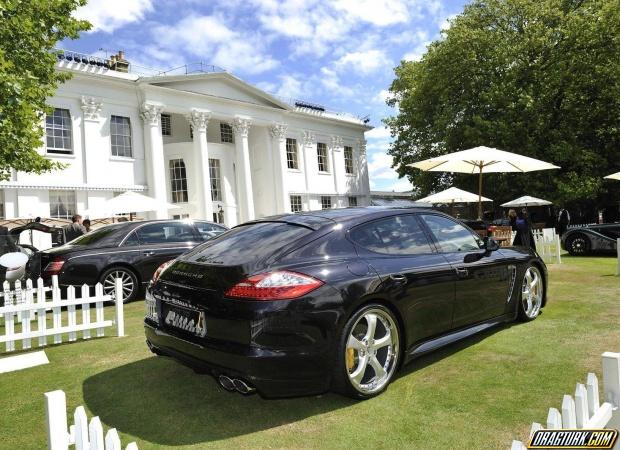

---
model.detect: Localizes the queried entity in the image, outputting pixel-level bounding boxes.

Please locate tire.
[99,266,139,303]
[565,233,590,256]
[332,303,401,399]
[517,265,544,322]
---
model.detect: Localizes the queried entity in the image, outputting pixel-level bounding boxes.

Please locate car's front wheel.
[100,267,139,303]
[518,265,543,322]
[333,304,401,399]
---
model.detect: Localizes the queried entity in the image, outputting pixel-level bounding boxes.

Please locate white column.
[80,96,104,186]
[232,116,254,222]
[331,135,343,206]
[3,189,17,218]
[357,138,370,206]
[140,102,167,219]
[270,123,289,214]
[187,109,213,221]
[301,130,316,211]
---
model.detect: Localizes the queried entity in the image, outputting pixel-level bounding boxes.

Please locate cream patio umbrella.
[417,187,492,216]
[410,146,560,219]
[500,195,552,208]
[604,172,620,181]
[84,191,180,220]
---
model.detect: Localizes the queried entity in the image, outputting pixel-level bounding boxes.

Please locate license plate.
[163,304,207,338]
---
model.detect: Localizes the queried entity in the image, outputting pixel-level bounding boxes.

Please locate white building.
[0,51,372,227]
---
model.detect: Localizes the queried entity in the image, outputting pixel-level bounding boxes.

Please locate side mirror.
[485,237,500,252]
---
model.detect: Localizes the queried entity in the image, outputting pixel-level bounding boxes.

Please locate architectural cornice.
[302,130,316,147]
[187,109,211,131]
[0,182,146,192]
[270,123,288,141]
[80,96,103,121]
[232,117,252,138]
[140,102,163,126]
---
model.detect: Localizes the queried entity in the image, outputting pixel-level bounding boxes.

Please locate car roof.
[247,206,439,230]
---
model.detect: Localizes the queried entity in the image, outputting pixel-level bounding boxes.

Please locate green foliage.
[385,0,620,215]
[0,0,90,180]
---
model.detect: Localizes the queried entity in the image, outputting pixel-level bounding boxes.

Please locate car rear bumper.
[144,320,331,398]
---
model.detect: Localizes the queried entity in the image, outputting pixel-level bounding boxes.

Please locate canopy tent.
[501,196,552,208]
[84,191,180,219]
[604,172,620,181]
[410,146,560,218]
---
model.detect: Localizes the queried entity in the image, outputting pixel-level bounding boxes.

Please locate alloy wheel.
[570,236,587,255]
[521,266,542,319]
[103,269,135,303]
[345,308,399,395]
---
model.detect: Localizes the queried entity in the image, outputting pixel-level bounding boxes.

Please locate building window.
[209,158,222,201]
[317,143,328,172]
[49,190,76,219]
[348,196,358,207]
[344,146,354,174]
[290,195,302,213]
[172,214,190,219]
[45,108,73,154]
[110,115,132,157]
[286,138,299,169]
[169,159,188,203]
[321,196,332,210]
[220,123,233,143]
[161,114,171,136]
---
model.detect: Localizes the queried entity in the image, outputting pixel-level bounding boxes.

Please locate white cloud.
[374,89,391,104]
[365,125,391,140]
[274,74,304,99]
[335,49,390,74]
[153,15,278,75]
[334,0,410,26]
[75,0,153,33]
[402,40,432,62]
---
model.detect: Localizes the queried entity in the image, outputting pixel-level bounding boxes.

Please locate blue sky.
[67,0,469,191]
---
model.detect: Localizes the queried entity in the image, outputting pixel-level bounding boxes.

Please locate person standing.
[513,209,536,251]
[82,218,91,233]
[63,214,86,243]
[557,207,570,236]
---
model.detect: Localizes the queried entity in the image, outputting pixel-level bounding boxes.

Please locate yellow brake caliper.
[346,347,355,372]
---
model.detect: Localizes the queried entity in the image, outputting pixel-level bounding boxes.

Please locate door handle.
[143,251,155,256]
[455,267,469,278]
[389,273,407,284]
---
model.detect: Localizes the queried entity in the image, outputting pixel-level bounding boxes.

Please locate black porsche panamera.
[144,207,548,399]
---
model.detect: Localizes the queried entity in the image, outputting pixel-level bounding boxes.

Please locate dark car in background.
[144,207,547,399]
[28,219,227,302]
[561,223,620,255]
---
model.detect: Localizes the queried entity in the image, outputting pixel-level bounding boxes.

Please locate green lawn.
[0,256,618,449]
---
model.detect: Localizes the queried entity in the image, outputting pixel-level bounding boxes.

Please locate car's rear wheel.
[333,304,400,399]
[100,267,139,303]
[566,233,590,256]
[518,265,543,322]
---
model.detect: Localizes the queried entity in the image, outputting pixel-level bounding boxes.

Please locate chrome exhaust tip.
[233,378,256,395]
[218,375,236,392]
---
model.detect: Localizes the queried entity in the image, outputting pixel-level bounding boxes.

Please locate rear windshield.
[184,222,314,265]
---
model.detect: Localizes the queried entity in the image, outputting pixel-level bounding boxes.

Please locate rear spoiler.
[239,214,337,232]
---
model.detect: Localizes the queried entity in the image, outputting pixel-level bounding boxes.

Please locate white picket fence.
[46,390,138,450]
[511,352,620,449]
[0,275,124,353]
[533,228,562,264]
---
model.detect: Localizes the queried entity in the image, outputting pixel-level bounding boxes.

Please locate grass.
[0,256,618,449]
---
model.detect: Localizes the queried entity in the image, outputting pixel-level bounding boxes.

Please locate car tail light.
[225,270,324,300]
[152,259,175,283]
[43,259,65,275]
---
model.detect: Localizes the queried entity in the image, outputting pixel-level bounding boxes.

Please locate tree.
[0,0,90,180]
[385,0,620,220]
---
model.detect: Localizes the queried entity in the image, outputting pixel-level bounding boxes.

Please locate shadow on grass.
[82,355,354,446]
[82,321,521,445]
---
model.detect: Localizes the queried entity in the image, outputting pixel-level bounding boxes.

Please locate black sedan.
[29,219,227,302]
[144,207,547,399]
[561,223,620,256]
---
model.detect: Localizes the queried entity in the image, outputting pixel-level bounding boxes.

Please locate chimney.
[110,50,129,73]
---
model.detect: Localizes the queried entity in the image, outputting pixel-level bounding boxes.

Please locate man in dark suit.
[63,214,87,243]
[557,207,571,236]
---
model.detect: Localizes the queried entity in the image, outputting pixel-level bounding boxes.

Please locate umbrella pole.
[478,167,483,220]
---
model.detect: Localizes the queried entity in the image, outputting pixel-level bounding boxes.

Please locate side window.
[136,222,197,244]
[194,222,227,239]
[121,231,140,247]
[420,214,481,252]
[349,215,433,255]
